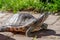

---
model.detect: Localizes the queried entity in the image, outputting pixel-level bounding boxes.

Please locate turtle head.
[36,12,51,26]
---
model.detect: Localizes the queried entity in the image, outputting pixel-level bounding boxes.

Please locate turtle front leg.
[41,23,48,30]
[26,27,34,37]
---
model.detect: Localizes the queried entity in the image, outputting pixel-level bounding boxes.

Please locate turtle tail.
[0,26,9,32]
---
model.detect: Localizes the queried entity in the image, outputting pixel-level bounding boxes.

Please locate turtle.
[0,12,50,36]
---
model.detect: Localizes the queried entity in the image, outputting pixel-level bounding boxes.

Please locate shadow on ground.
[31,29,60,38]
[0,34,15,40]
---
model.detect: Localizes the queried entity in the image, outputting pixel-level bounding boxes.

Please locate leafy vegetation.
[0,0,60,13]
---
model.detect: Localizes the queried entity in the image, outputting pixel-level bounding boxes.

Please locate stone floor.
[0,12,60,40]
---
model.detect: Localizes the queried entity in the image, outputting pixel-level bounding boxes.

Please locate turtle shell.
[1,13,41,32]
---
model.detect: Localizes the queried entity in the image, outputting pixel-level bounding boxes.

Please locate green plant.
[0,0,60,13]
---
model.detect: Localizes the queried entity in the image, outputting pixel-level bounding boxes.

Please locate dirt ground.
[0,12,60,40]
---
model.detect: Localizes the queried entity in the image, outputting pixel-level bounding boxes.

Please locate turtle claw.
[41,23,48,30]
